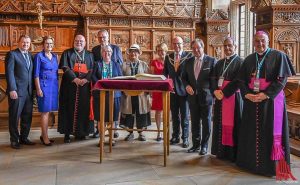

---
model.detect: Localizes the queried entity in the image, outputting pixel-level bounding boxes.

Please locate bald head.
[173,36,184,53]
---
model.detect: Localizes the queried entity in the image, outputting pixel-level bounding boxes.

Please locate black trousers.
[189,102,212,149]
[8,94,33,142]
[170,93,189,140]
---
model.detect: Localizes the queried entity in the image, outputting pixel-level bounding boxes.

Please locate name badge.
[218,77,224,88]
[253,78,260,92]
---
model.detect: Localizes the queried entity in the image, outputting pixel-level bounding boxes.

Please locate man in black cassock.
[58,34,94,143]
[210,37,243,161]
[236,31,296,180]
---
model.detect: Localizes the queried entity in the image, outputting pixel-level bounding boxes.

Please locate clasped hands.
[214,90,224,100]
[186,85,194,95]
[72,78,88,86]
[245,92,268,102]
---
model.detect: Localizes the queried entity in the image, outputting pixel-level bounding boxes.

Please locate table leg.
[99,90,106,163]
[109,91,114,153]
[163,92,167,167]
[167,92,170,155]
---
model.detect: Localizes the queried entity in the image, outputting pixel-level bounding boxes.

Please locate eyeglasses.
[74,40,85,43]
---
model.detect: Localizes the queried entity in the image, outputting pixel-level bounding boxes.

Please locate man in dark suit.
[92,29,123,65]
[182,38,216,155]
[163,36,192,148]
[91,29,123,138]
[5,35,35,149]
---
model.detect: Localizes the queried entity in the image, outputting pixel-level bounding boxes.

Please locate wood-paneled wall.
[0,0,202,127]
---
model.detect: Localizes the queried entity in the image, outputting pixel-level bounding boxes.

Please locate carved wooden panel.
[11,26,26,47]
[202,9,230,59]
[138,52,152,64]
[274,28,300,72]
[175,32,193,50]
[88,29,99,49]
[153,31,172,50]
[0,0,200,129]
[111,30,130,52]
[0,26,9,48]
[132,31,151,51]
[89,17,109,27]
[252,1,300,73]
[155,19,173,28]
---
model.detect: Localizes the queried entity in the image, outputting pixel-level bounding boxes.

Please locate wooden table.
[93,79,173,166]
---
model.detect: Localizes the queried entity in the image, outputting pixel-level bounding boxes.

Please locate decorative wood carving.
[153,31,172,51]
[200,9,230,59]
[275,12,300,23]
[132,31,151,51]
[252,1,300,74]
[0,0,201,127]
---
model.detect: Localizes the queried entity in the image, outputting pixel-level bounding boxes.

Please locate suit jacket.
[182,55,217,105]
[5,48,34,97]
[92,44,123,65]
[163,51,192,96]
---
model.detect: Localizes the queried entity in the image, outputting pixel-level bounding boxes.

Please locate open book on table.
[111,73,167,81]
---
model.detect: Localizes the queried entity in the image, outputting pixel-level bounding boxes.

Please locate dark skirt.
[119,96,151,130]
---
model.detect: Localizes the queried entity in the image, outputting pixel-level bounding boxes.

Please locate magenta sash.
[220,80,236,146]
[248,78,296,180]
[249,78,285,160]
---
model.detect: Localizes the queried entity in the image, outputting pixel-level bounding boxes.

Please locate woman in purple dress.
[34,36,58,146]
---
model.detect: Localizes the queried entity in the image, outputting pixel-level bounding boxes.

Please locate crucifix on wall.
[36,3,44,30]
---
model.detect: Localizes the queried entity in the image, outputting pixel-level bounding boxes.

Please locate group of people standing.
[4,29,296,180]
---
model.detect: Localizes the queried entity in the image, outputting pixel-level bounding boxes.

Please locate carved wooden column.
[251,0,300,74]
[200,9,230,60]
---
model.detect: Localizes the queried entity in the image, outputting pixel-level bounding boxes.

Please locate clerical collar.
[256,48,269,56]
[226,53,236,60]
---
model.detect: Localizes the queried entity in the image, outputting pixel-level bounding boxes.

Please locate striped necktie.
[24,52,30,69]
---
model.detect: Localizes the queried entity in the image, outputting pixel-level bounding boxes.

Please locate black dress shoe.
[40,136,52,146]
[19,138,35,145]
[182,139,189,148]
[170,137,180,145]
[75,136,86,140]
[187,146,200,153]
[11,141,20,149]
[64,135,71,143]
[199,147,208,155]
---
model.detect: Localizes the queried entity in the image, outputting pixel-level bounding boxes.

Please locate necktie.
[174,53,180,72]
[24,53,30,69]
[194,58,201,79]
